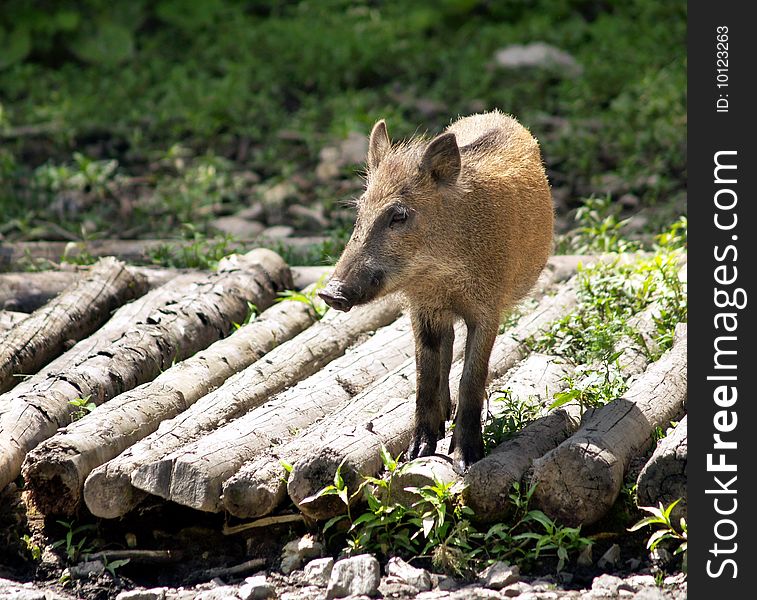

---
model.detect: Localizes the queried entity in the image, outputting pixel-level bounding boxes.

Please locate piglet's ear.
[367,120,391,171]
[420,132,460,185]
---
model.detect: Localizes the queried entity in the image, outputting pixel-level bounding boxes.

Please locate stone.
[493,43,582,77]
[280,535,324,575]
[378,576,420,597]
[303,557,334,588]
[238,575,274,600]
[632,589,668,600]
[592,574,625,595]
[194,587,240,600]
[502,581,533,597]
[597,543,621,570]
[478,561,519,590]
[316,132,368,181]
[287,204,329,231]
[260,225,294,240]
[450,585,502,599]
[325,554,381,599]
[208,216,265,239]
[116,590,167,600]
[385,556,431,591]
[649,547,672,566]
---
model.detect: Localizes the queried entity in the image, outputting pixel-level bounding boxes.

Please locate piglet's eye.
[391,206,409,224]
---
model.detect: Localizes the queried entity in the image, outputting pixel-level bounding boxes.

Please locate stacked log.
[0,249,291,491]
[0,257,148,393]
[269,278,580,521]
[84,294,403,518]
[530,324,687,526]
[636,415,687,522]
[22,296,317,515]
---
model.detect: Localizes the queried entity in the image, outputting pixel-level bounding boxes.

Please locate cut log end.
[222,461,289,519]
[530,441,624,527]
[22,445,84,515]
[84,467,147,519]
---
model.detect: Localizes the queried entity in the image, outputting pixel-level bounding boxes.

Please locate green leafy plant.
[21,534,41,561]
[315,448,592,575]
[68,395,96,422]
[482,390,541,452]
[103,557,130,577]
[557,195,642,255]
[232,301,259,330]
[51,520,96,563]
[628,499,687,570]
[277,275,329,320]
[148,224,237,269]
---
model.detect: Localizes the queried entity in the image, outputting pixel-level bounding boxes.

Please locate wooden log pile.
[0,252,687,535]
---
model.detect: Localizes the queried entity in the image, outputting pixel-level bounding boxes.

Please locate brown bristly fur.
[319,110,554,470]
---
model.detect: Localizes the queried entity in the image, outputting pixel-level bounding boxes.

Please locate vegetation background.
[0,0,686,265]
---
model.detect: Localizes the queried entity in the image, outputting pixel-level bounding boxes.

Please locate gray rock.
[316,132,368,181]
[303,557,334,588]
[493,43,582,77]
[287,204,329,231]
[502,581,534,597]
[478,561,519,589]
[385,556,432,591]
[278,586,323,600]
[632,589,668,600]
[194,587,240,600]
[117,589,167,600]
[238,575,274,600]
[649,547,672,566]
[592,574,625,594]
[280,534,324,575]
[260,225,295,240]
[450,585,502,599]
[325,554,381,598]
[208,216,265,239]
[598,543,621,570]
[379,576,420,597]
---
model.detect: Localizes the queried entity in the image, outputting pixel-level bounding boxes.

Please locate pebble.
[385,556,432,591]
[478,561,520,590]
[303,557,334,588]
[193,587,240,600]
[597,543,621,570]
[325,554,380,599]
[280,534,324,575]
[493,42,583,77]
[116,589,167,600]
[238,575,274,600]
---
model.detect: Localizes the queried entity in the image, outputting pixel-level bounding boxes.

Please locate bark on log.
[636,415,687,522]
[22,298,316,515]
[286,280,581,520]
[132,314,416,513]
[84,294,403,518]
[222,266,582,520]
[461,302,664,522]
[0,311,27,332]
[0,237,328,269]
[530,324,687,527]
[0,267,198,313]
[0,257,148,394]
[0,249,291,491]
[0,265,329,313]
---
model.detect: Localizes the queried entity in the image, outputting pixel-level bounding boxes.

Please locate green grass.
[1,0,686,246]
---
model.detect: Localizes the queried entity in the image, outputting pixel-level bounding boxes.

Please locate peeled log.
[0,257,147,393]
[85,294,402,518]
[222,265,582,520]
[636,415,687,522]
[0,249,291,491]
[0,237,328,270]
[287,280,580,520]
[0,311,27,332]
[530,324,688,527]
[135,314,416,512]
[22,297,315,515]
